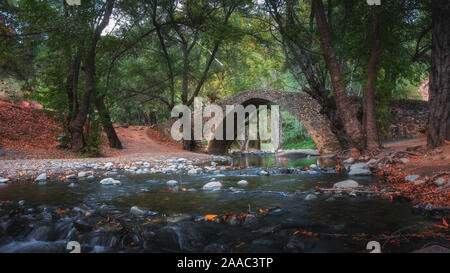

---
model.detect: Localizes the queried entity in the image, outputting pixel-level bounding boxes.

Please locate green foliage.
[282,139,316,150]
[0,0,433,154]
[280,108,315,148]
[0,77,23,102]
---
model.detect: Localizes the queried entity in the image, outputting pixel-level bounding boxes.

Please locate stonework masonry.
[153,90,429,154]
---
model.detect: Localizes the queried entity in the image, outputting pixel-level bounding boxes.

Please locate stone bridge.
[153,89,429,155]
[206,89,341,154]
[207,90,340,154]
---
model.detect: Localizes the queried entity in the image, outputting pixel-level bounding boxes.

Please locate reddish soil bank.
[0,100,186,160]
[372,138,450,208]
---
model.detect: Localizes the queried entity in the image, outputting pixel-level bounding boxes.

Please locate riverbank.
[366,139,449,212]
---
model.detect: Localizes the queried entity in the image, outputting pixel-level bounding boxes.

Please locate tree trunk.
[95,95,122,149]
[69,0,114,152]
[364,8,382,151]
[312,0,366,151]
[427,0,450,148]
[65,53,81,122]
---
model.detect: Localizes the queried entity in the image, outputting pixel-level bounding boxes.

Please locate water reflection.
[230,154,331,168]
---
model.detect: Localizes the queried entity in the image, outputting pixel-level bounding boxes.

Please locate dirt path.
[100,125,184,157]
[382,137,450,177]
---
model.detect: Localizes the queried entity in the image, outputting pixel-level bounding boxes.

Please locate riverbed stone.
[0,177,9,183]
[399,158,410,164]
[350,162,368,170]
[284,235,306,252]
[77,171,88,178]
[130,206,145,217]
[166,180,178,186]
[34,173,47,182]
[434,177,447,186]
[237,180,248,186]
[411,245,450,253]
[155,223,205,252]
[258,170,269,176]
[343,157,355,164]
[243,214,258,228]
[202,181,222,191]
[66,174,77,180]
[187,169,197,175]
[405,175,420,183]
[226,216,241,226]
[348,168,372,176]
[304,194,318,201]
[334,180,359,188]
[99,178,121,185]
[26,226,52,241]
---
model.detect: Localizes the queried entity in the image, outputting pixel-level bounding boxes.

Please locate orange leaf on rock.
[205,214,218,221]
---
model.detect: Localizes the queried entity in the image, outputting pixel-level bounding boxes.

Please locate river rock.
[155,223,205,252]
[104,162,114,169]
[411,245,450,253]
[243,214,258,228]
[66,174,77,180]
[258,170,269,176]
[187,169,197,175]
[34,173,47,182]
[334,179,359,188]
[237,180,248,186]
[78,171,93,178]
[202,181,222,191]
[130,206,145,217]
[348,168,371,176]
[399,158,410,164]
[304,194,318,201]
[226,216,241,226]
[0,177,9,183]
[99,178,121,185]
[343,157,355,164]
[26,226,52,241]
[284,235,306,252]
[434,177,447,186]
[405,175,420,183]
[350,162,368,170]
[166,180,178,186]
[309,164,318,170]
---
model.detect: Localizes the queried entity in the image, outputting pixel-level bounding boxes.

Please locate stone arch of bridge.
[206,89,341,154]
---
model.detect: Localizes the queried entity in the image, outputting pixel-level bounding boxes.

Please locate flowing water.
[0,154,442,253]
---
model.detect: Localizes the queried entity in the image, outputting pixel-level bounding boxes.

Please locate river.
[0,154,439,253]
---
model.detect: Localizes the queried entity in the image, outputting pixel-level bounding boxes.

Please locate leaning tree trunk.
[312,0,366,151]
[69,0,114,152]
[364,8,382,152]
[95,95,122,149]
[427,0,450,148]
